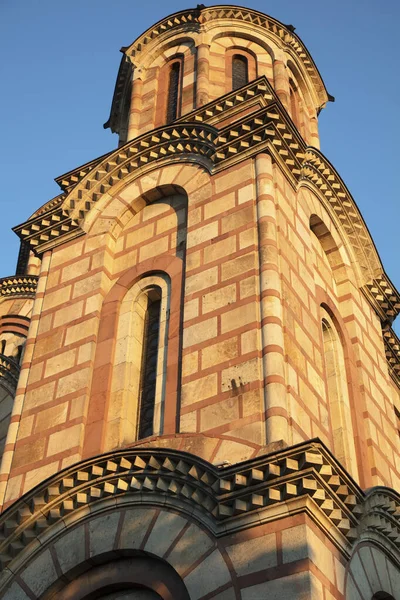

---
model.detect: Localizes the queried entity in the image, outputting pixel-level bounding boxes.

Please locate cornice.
[301,149,382,284]
[0,440,365,569]
[383,325,400,388]
[13,78,305,253]
[0,276,38,300]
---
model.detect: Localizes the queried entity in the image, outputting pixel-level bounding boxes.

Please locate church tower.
[0,5,399,598]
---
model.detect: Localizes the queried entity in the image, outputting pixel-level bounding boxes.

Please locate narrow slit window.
[138,295,162,439]
[232,55,248,90]
[166,61,181,124]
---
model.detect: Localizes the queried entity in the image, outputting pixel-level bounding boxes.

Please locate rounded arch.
[210,28,277,62]
[316,287,370,488]
[50,556,190,600]
[82,161,212,239]
[83,257,183,459]
[140,35,196,70]
[0,448,236,599]
[298,183,365,286]
[345,539,400,600]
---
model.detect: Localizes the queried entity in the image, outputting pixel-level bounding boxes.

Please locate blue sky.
[1,0,399,321]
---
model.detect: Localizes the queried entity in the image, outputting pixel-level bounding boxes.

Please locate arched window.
[372,594,395,600]
[138,288,162,439]
[321,307,358,477]
[166,60,182,123]
[109,274,170,446]
[232,54,248,90]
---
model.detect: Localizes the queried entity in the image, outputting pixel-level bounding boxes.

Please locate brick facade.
[0,5,399,599]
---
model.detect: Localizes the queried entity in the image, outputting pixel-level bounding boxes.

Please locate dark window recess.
[166,62,181,124]
[395,406,400,439]
[16,241,30,275]
[232,55,248,90]
[138,298,161,439]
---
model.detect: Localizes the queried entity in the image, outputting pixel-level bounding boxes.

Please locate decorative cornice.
[0,440,364,569]
[54,150,114,193]
[301,149,382,284]
[0,276,38,300]
[359,487,400,556]
[383,325,400,388]
[0,354,20,394]
[364,275,400,325]
[13,78,304,254]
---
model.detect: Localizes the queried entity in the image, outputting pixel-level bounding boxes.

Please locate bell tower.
[0,6,399,599]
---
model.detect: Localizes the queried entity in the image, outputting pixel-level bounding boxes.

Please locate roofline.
[105,4,332,132]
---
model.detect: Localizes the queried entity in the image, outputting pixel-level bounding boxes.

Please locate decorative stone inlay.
[0,440,367,570]
[0,276,38,299]
[0,354,20,392]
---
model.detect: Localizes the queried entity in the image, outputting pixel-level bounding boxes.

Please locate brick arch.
[83,162,212,239]
[315,286,369,489]
[83,256,183,458]
[56,556,190,600]
[297,184,363,286]
[140,35,196,70]
[0,500,236,600]
[345,540,400,600]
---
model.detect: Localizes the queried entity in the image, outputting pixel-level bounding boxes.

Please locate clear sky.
[1,0,399,322]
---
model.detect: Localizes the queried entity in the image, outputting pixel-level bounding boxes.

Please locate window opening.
[166,62,181,124]
[138,294,161,439]
[232,55,248,90]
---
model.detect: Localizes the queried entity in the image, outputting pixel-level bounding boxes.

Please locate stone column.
[273,51,290,111]
[127,69,144,141]
[309,114,320,149]
[196,43,210,107]
[255,153,288,444]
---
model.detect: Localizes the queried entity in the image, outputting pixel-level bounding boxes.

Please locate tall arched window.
[321,307,358,477]
[232,54,248,90]
[109,274,170,446]
[166,60,182,124]
[138,288,162,439]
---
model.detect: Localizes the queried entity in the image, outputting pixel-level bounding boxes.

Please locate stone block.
[20,549,58,597]
[54,524,86,575]
[181,373,218,407]
[201,337,238,370]
[203,236,236,265]
[45,349,76,378]
[89,511,121,558]
[226,533,277,575]
[183,317,217,349]
[56,367,91,398]
[200,397,239,430]
[221,303,256,334]
[202,284,236,314]
[118,508,157,549]
[144,510,187,556]
[185,267,218,295]
[183,549,230,599]
[47,424,82,456]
